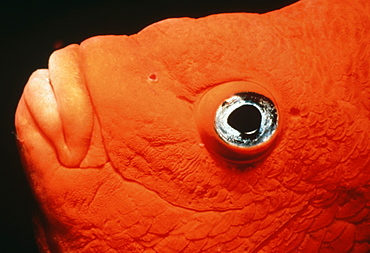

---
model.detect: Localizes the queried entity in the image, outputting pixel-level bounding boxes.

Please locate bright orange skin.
[15,0,370,252]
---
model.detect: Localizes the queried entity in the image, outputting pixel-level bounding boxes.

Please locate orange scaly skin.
[15,0,370,252]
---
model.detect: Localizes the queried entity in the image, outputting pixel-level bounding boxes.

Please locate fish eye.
[196,81,280,163]
[215,92,278,148]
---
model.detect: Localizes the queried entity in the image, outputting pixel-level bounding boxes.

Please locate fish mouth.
[16,44,94,167]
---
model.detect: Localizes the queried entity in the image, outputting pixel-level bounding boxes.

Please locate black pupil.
[227,105,261,137]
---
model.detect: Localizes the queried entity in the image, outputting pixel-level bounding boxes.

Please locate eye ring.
[196,81,280,163]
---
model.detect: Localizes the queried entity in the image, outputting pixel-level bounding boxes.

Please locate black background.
[1,0,298,252]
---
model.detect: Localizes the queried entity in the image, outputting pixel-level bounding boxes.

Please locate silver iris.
[215,92,278,147]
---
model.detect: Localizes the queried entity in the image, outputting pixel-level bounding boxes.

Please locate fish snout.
[16,45,94,167]
[197,81,279,163]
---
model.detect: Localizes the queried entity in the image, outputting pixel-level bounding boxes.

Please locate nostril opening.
[227,105,261,137]
[148,73,158,82]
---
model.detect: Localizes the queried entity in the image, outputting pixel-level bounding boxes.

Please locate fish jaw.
[15,44,96,168]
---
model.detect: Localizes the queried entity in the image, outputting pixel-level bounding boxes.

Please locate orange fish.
[15,0,370,252]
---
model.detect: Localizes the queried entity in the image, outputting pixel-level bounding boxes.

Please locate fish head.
[15,0,370,252]
[17,16,288,211]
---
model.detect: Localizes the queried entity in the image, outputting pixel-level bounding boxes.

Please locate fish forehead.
[80,0,369,110]
[74,0,370,211]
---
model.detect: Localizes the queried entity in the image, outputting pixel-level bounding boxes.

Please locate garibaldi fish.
[15,0,370,252]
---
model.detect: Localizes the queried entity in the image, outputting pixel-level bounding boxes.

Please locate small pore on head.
[290,107,300,116]
[148,73,158,82]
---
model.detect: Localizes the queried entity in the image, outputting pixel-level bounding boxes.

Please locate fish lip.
[18,44,94,167]
[22,68,62,141]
